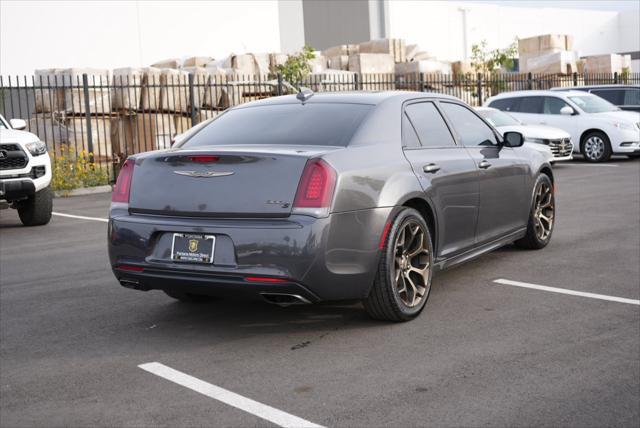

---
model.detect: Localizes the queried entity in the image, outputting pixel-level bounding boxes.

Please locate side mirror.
[503,131,524,148]
[560,106,574,116]
[9,118,27,130]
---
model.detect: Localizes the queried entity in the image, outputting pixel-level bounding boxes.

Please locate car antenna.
[296,87,314,102]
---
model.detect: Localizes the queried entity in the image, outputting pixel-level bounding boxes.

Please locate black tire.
[17,185,52,226]
[581,131,612,163]
[516,174,555,250]
[364,207,434,322]
[163,290,217,303]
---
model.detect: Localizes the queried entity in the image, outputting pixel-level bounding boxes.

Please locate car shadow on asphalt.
[119,293,390,350]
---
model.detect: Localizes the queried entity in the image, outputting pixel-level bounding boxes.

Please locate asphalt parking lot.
[1,158,639,427]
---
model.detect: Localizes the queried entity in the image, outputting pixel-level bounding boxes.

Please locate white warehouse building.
[1,0,638,76]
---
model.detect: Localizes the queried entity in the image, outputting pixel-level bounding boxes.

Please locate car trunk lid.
[128,146,341,218]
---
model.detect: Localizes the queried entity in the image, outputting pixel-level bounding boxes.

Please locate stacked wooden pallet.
[518,34,578,74]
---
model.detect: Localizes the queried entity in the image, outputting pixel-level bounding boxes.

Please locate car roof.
[550,84,640,91]
[488,89,593,100]
[235,91,462,108]
[475,106,497,112]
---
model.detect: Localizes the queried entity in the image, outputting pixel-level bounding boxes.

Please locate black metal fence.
[1,71,638,182]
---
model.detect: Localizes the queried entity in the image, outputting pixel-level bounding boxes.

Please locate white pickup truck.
[0,114,52,226]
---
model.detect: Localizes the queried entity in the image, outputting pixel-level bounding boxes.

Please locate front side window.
[543,97,573,115]
[404,102,456,148]
[181,103,373,148]
[568,95,618,113]
[440,102,498,147]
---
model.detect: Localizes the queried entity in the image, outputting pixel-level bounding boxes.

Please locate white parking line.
[138,362,324,428]
[562,163,620,167]
[52,212,108,223]
[494,279,640,305]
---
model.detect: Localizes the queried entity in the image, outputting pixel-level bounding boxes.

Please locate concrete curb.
[54,185,112,198]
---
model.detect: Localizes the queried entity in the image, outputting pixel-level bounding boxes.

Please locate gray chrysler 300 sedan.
[108,91,555,321]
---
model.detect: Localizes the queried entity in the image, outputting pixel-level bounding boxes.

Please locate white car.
[485,90,640,162]
[0,114,52,226]
[475,107,573,163]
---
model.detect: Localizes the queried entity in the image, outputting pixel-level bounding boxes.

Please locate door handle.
[423,163,441,174]
[479,160,492,169]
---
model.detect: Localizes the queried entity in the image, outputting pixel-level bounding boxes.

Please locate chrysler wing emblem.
[174,170,235,178]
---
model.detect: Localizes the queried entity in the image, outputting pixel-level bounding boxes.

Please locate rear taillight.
[112,159,134,203]
[189,155,219,163]
[292,159,337,217]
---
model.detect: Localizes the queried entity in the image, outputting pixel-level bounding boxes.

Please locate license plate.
[171,233,215,263]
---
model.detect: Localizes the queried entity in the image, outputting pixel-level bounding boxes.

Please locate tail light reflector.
[112,159,134,203]
[293,159,337,211]
[245,276,289,283]
[116,264,144,272]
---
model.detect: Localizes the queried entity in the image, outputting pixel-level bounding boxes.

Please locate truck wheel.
[515,174,555,250]
[18,186,52,226]
[364,208,433,322]
[581,131,612,163]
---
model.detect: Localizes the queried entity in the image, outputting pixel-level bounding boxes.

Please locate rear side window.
[182,103,373,148]
[404,102,456,147]
[591,89,624,105]
[488,98,516,111]
[517,97,543,113]
[543,97,572,114]
[624,89,640,105]
[440,102,498,147]
[402,113,421,148]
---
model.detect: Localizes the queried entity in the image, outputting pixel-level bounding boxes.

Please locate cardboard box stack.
[359,39,406,63]
[348,53,395,74]
[583,54,632,74]
[518,34,577,74]
[302,70,356,92]
[34,69,65,113]
[140,67,163,111]
[113,68,143,110]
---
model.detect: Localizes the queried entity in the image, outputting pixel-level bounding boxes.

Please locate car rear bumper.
[108,207,393,301]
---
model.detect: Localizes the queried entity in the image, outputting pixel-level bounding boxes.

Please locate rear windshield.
[181,103,373,148]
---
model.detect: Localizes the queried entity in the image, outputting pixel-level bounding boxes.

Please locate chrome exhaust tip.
[260,293,311,307]
[119,279,149,291]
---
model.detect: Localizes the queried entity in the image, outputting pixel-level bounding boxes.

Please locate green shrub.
[51,147,110,194]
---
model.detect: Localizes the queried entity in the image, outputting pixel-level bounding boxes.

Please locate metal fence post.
[82,73,94,160]
[276,72,283,96]
[573,72,578,86]
[419,73,425,92]
[476,73,483,105]
[354,73,359,91]
[527,72,533,90]
[614,71,619,84]
[188,73,197,127]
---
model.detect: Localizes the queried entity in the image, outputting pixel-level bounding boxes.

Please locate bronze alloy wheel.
[393,220,431,307]
[533,181,554,241]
